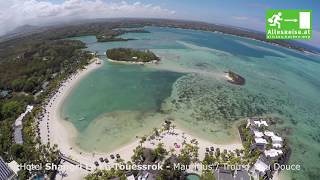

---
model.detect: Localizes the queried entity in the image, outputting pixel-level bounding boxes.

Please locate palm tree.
[131,146,144,163]
[153,128,160,137]
[154,143,168,160]
[139,136,147,146]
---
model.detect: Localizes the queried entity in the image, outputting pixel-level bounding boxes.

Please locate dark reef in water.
[166,74,291,124]
[226,70,245,85]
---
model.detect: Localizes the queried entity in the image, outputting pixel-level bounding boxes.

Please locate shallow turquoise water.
[62,63,182,130]
[66,27,320,179]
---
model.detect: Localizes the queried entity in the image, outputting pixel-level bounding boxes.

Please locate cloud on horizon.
[231,16,249,21]
[0,0,176,36]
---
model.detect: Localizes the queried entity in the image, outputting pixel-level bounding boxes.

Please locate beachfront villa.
[13,105,34,144]
[253,137,267,150]
[244,117,289,180]
[264,149,283,160]
[250,125,268,151]
[264,131,283,149]
[250,156,270,179]
[253,131,264,138]
[246,118,268,128]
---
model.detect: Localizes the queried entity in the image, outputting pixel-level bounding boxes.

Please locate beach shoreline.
[38,57,275,179]
[40,58,107,149]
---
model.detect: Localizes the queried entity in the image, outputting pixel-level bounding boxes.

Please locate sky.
[0,0,319,47]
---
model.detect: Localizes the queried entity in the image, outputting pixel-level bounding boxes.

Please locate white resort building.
[250,157,270,179]
[13,105,34,144]
[264,130,283,149]
[254,138,267,145]
[264,149,283,159]
[253,131,264,138]
[246,118,268,128]
[245,117,287,179]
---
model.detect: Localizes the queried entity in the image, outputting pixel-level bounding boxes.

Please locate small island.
[226,70,246,85]
[97,29,149,42]
[106,48,160,64]
[97,35,133,42]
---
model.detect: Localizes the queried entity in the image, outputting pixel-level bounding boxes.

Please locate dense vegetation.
[97,29,148,42]
[0,19,152,180]
[0,20,156,179]
[0,30,93,178]
[0,40,88,91]
[85,168,127,180]
[106,48,160,62]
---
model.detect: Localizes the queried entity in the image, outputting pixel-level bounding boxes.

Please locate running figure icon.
[268,12,283,28]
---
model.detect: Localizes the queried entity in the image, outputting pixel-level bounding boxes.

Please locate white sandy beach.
[38,58,259,179]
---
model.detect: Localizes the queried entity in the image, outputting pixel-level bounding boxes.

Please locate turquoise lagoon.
[65,27,320,179]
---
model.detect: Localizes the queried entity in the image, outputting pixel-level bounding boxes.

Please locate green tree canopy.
[1,100,23,119]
